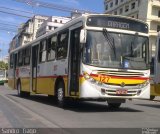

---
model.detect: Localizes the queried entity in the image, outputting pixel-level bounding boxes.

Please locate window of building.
[39,19,44,23]
[57,31,69,59]
[39,40,47,62]
[115,0,118,5]
[105,4,108,10]
[38,24,41,28]
[60,20,63,23]
[110,2,113,8]
[119,8,123,14]
[114,11,117,15]
[125,5,129,12]
[47,35,57,61]
[54,19,57,23]
[157,25,160,32]
[131,2,135,9]
[131,16,134,18]
[137,14,139,19]
[158,10,160,17]
[48,26,52,30]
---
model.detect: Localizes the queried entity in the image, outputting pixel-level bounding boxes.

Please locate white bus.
[8,14,150,108]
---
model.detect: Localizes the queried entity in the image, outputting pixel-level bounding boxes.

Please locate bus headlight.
[84,73,90,79]
[83,73,96,83]
[138,80,149,89]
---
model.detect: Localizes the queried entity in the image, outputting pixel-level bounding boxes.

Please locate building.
[104,0,160,57]
[36,16,70,38]
[9,15,49,51]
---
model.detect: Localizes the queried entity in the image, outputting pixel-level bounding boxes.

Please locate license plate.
[116,89,128,94]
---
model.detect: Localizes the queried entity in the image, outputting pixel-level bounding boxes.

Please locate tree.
[0,61,8,70]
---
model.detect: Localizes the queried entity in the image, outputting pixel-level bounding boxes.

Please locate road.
[0,84,160,134]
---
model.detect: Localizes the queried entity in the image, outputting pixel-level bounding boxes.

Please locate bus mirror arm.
[80,29,86,44]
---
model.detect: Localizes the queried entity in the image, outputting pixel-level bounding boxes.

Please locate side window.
[39,40,47,63]
[18,50,23,66]
[57,31,69,59]
[24,47,31,65]
[10,54,13,69]
[47,35,57,61]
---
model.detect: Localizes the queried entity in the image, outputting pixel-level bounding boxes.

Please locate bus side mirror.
[80,29,86,44]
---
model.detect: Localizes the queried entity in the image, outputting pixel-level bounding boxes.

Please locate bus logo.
[121,82,125,87]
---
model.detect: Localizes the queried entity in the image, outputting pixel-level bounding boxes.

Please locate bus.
[0,69,8,85]
[8,14,150,108]
[150,32,160,100]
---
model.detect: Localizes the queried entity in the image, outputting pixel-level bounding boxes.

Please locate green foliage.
[0,61,8,70]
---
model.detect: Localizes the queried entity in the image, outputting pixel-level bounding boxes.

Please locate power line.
[0,10,31,18]
[0,6,34,15]
[13,0,96,13]
[0,22,18,27]
[0,28,17,32]
[0,26,17,31]
[0,20,20,26]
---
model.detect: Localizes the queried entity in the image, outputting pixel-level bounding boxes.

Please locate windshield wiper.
[103,28,116,57]
[123,56,144,62]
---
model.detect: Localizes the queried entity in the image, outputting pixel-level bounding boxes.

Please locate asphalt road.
[0,84,160,134]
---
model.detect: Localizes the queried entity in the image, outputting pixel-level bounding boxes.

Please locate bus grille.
[97,70,144,77]
[105,89,138,96]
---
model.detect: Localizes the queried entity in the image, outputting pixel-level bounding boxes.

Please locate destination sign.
[86,15,148,33]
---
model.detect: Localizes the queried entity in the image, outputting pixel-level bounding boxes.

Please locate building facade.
[36,16,70,38]
[104,0,160,57]
[9,15,49,52]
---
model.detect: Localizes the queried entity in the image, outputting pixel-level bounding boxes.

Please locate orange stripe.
[90,74,149,80]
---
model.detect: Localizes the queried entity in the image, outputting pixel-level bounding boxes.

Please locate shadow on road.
[135,104,160,109]
[8,94,143,113]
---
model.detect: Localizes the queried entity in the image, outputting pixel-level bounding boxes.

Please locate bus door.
[13,53,17,89]
[31,45,39,92]
[153,36,160,94]
[68,28,81,96]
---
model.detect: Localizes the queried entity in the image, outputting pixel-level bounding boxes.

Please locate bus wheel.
[150,95,155,100]
[107,103,121,109]
[56,82,66,108]
[17,82,30,97]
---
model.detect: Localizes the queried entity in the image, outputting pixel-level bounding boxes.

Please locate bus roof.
[10,13,148,53]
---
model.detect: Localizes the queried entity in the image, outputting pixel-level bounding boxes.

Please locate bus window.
[10,54,14,69]
[47,35,56,61]
[24,47,31,65]
[57,31,69,59]
[39,40,47,63]
[18,50,23,66]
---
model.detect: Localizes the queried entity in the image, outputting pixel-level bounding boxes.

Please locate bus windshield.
[83,30,149,70]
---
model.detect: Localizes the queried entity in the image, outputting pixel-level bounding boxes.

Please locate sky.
[0,0,104,57]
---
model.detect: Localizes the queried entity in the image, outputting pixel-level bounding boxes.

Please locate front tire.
[150,95,155,100]
[55,82,66,108]
[108,103,121,109]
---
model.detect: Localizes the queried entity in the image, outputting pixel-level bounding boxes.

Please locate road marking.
[1,93,60,128]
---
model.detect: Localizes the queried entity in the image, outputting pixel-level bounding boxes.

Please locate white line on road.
[0,93,60,128]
